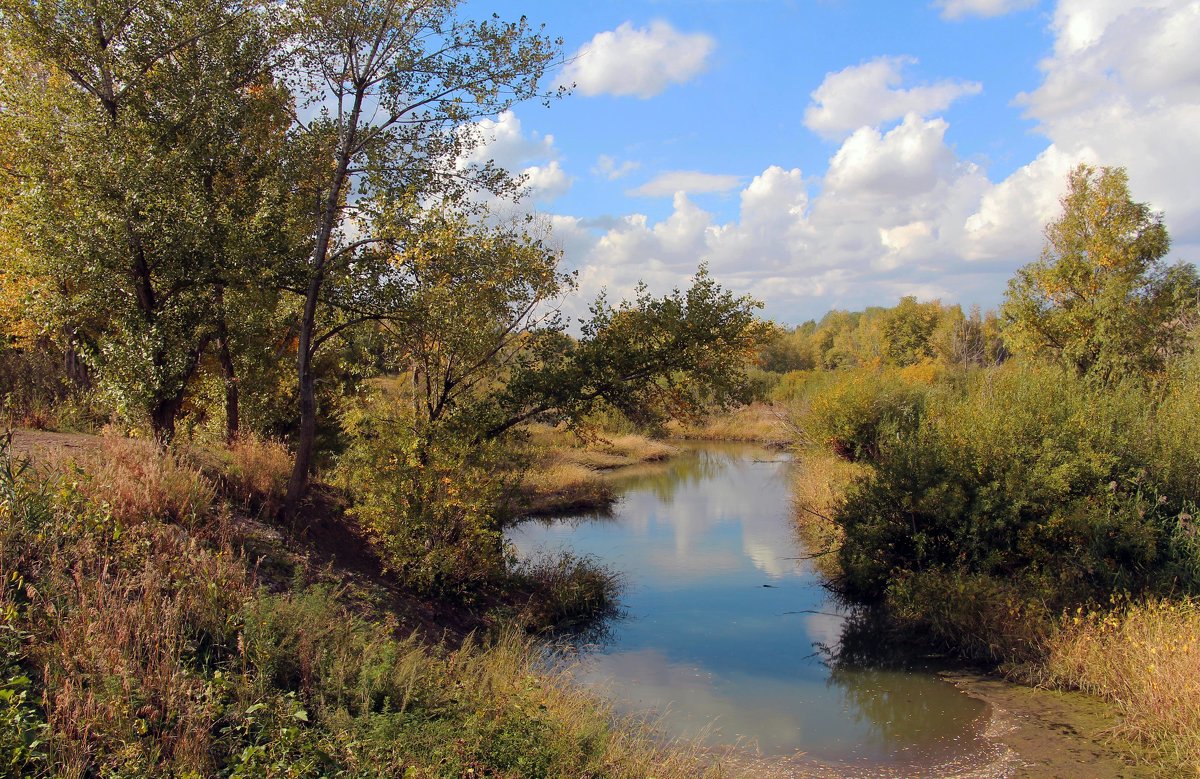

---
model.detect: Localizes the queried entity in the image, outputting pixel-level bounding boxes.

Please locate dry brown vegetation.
[515,425,679,516]
[1037,599,1200,771]
[0,434,722,778]
[667,403,789,445]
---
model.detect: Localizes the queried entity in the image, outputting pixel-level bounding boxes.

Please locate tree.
[881,296,941,367]
[486,266,774,440]
[1002,164,1199,382]
[278,0,562,513]
[0,0,290,440]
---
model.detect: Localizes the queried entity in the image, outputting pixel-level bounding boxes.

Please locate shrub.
[795,368,926,462]
[338,389,517,599]
[511,552,621,633]
[831,362,1200,647]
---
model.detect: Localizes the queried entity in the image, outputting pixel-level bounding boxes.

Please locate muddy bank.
[707,671,1166,778]
[942,672,1166,778]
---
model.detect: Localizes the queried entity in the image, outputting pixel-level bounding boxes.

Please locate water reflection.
[507,443,990,768]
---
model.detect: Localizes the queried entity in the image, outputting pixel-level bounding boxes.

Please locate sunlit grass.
[667,403,789,444]
[1038,598,1200,772]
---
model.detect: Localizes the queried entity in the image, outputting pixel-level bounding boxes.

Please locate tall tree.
[279,0,562,512]
[1002,164,1198,382]
[0,0,289,440]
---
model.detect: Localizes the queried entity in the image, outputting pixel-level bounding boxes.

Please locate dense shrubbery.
[816,359,1200,659]
[337,382,518,599]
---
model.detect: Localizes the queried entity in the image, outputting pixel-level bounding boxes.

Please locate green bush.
[338,387,518,599]
[796,368,926,462]
[829,361,1200,652]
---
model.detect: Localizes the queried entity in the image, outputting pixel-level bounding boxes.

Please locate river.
[508,443,1014,775]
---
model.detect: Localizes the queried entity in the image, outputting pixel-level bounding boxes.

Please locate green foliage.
[1002,164,1199,383]
[796,369,926,462]
[826,360,1200,658]
[0,618,47,778]
[500,266,774,434]
[881,296,942,367]
[338,381,515,598]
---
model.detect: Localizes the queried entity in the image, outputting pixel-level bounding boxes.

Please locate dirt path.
[7,428,104,458]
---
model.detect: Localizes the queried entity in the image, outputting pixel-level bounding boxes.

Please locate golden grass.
[463,631,723,779]
[516,426,679,515]
[668,403,790,444]
[43,436,216,526]
[218,434,292,510]
[790,448,869,580]
[1037,598,1200,772]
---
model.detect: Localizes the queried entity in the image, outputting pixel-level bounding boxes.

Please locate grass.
[40,435,217,526]
[1034,598,1200,772]
[667,403,789,445]
[0,433,718,777]
[516,425,678,516]
[790,448,869,582]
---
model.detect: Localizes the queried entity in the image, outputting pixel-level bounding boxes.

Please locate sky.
[455,0,1200,325]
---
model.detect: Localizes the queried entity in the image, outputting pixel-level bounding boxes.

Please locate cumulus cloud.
[966,0,1200,257]
[804,56,982,139]
[560,21,716,99]
[593,154,642,180]
[542,0,1200,324]
[934,0,1039,20]
[627,171,743,197]
[458,111,572,204]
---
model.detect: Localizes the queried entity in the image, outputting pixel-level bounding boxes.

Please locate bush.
[795,368,926,462]
[831,362,1200,652]
[338,388,518,599]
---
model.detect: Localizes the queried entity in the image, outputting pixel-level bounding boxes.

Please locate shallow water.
[507,444,996,772]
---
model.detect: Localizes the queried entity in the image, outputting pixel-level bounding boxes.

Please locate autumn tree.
[485,267,774,440]
[1002,164,1199,382]
[0,0,291,440]
[277,0,562,512]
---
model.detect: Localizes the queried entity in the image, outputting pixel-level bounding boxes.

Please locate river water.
[507,444,1003,775]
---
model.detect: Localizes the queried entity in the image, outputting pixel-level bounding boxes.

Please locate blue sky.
[456,1,1199,325]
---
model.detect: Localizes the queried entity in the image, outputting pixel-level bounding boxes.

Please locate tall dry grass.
[790,449,868,580]
[43,436,215,526]
[215,434,292,511]
[668,403,790,444]
[1038,598,1200,772]
[517,425,678,515]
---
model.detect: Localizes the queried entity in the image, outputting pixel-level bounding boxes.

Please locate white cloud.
[804,56,982,139]
[627,171,743,197]
[825,114,958,198]
[968,0,1200,257]
[593,154,642,180]
[934,0,1039,20]
[458,110,572,204]
[544,0,1200,324]
[560,21,716,99]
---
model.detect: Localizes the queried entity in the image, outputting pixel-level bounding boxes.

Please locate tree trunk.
[283,282,320,518]
[150,394,182,445]
[283,343,316,517]
[215,290,239,443]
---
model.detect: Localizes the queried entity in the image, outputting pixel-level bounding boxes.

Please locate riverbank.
[0,430,720,777]
[666,402,791,446]
[514,424,679,516]
[790,432,1199,776]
